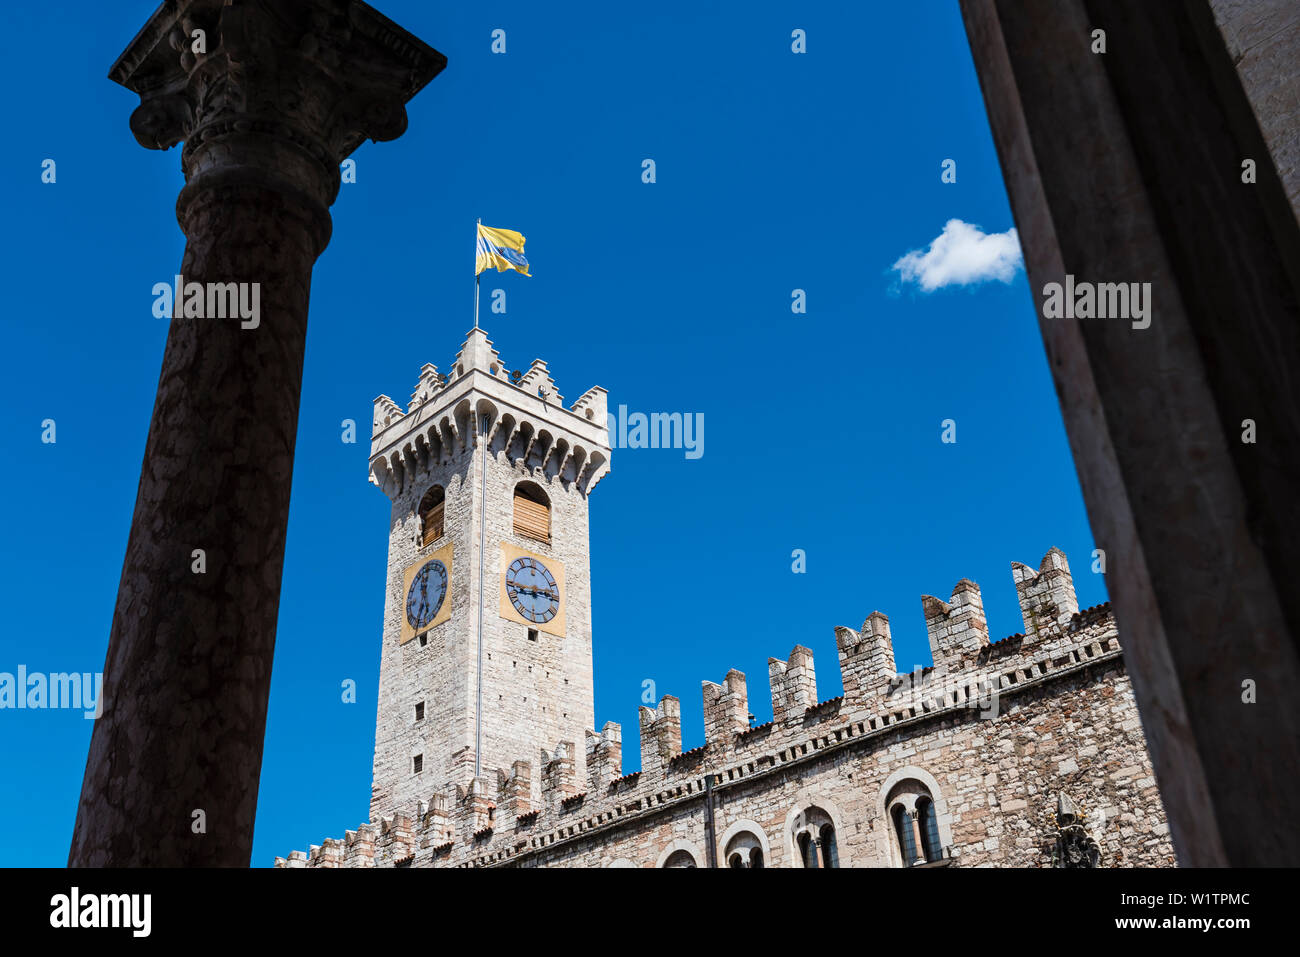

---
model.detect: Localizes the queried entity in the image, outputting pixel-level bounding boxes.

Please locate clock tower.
[367,328,611,818]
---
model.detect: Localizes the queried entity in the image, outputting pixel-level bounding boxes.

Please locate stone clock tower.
[366,328,611,819]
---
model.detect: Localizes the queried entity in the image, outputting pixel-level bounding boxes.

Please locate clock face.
[406,559,448,631]
[505,556,560,624]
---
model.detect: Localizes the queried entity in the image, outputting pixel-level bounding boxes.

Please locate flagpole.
[473,217,481,330]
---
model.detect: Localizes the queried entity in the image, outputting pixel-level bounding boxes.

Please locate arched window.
[792,805,839,868]
[917,797,942,863]
[418,485,445,546]
[798,831,818,868]
[662,850,697,868]
[884,774,949,866]
[819,824,839,868]
[892,804,918,865]
[513,481,551,543]
[724,831,765,869]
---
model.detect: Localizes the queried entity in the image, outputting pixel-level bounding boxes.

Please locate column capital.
[110,0,445,248]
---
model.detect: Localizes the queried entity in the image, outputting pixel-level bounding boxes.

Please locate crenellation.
[702,669,749,757]
[836,611,896,709]
[373,394,404,438]
[638,696,682,774]
[420,795,452,854]
[447,747,478,796]
[344,825,375,868]
[517,359,562,403]
[587,722,622,792]
[408,363,443,412]
[769,646,817,722]
[454,327,506,379]
[541,741,581,812]
[923,578,990,667]
[316,837,343,868]
[372,813,414,867]
[570,386,608,423]
[1012,547,1080,640]
[459,779,496,843]
[500,761,534,822]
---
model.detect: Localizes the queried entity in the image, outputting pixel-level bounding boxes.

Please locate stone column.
[69,0,444,866]
[909,813,925,866]
[959,0,1300,865]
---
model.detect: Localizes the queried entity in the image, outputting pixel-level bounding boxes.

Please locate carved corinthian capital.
[109,0,445,250]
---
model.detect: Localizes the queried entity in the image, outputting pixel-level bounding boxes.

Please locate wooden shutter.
[513,494,550,543]
[422,502,444,546]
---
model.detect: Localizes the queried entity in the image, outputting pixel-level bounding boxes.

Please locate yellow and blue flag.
[476,224,531,277]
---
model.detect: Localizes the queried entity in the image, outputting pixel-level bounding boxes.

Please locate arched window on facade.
[892,803,919,866]
[724,831,765,869]
[917,796,943,863]
[886,777,948,866]
[798,832,818,868]
[513,481,551,544]
[793,806,839,868]
[419,485,445,546]
[819,824,839,868]
[661,849,697,868]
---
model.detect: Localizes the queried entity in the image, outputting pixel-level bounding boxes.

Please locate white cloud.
[891,219,1023,292]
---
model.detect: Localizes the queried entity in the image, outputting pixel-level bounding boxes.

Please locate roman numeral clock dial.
[505,557,560,624]
[406,559,448,631]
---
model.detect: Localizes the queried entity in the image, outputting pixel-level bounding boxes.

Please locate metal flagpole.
[473,217,481,330]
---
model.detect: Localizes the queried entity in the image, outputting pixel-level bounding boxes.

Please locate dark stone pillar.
[959,0,1300,865]
[69,0,444,866]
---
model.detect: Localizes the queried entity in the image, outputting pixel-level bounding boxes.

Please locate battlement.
[368,328,612,501]
[638,696,682,775]
[277,547,1128,869]
[1011,546,1079,641]
[922,578,990,667]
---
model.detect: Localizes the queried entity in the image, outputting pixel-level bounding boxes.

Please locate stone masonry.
[277,332,1172,868]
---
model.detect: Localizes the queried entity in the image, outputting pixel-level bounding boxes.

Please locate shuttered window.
[513,483,551,543]
[419,486,445,546]
[422,502,444,546]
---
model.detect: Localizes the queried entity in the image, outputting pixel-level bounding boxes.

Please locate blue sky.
[0,1,1103,866]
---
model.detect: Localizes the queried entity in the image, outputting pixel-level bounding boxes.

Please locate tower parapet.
[369,328,611,498]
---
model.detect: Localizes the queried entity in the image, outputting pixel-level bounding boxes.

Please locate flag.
[476,224,531,277]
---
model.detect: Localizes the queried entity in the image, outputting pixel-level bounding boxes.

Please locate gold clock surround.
[400,541,454,644]
[498,541,566,637]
